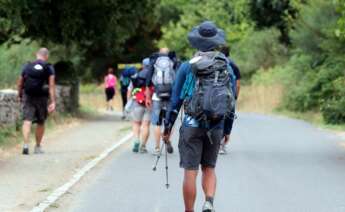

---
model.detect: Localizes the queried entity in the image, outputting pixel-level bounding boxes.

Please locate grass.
[0,125,21,147]
[237,83,284,114]
[79,83,123,112]
[238,84,345,132]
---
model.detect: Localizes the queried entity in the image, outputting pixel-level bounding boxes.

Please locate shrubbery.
[252,0,345,124]
[232,28,289,79]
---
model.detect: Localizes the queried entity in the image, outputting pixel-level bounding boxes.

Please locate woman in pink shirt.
[104,67,117,111]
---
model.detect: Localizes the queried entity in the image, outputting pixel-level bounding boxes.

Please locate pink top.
[105,74,117,88]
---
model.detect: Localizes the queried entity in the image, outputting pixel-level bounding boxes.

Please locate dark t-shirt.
[21,60,55,97]
[21,60,55,78]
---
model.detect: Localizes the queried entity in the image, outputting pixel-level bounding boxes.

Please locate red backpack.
[133,86,154,105]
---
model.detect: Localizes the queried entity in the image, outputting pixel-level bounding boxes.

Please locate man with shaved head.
[17,47,56,155]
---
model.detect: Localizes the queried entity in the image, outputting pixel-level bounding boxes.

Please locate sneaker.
[132,142,140,153]
[219,144,227,155]
[153,147,161,156]
[139,145,148,153]
[202,201,215,212]
[22,147,29,155]
[34,146,44,154]
[166,142,174,154]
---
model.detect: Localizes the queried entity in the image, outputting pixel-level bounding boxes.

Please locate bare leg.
[35,124,45,147]
[183,169,198,211]
[141,121,150,146]
[154,126,161,149]
[22,120,32,145]
[201,166,217,199]
[132,121,141,141]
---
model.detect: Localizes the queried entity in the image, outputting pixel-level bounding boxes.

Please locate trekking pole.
[165,141,170,189]
[152,143,165,171]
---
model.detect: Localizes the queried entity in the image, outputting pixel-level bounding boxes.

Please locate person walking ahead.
[163,21,235,212]
[104,66,117,111]
[129,58,152,153]
[145,48,176,155]
[17,48,56,155]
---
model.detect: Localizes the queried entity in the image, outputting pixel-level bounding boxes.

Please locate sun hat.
[188,21,226,52]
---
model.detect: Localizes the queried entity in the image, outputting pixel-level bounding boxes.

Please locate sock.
[133,138,140,144]
[206,196,214,205]
[23,144,29,149]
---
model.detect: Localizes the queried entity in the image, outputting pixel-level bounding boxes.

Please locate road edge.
[31,132,133,212]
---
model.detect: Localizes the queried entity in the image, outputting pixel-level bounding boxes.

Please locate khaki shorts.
[130,101,151,122]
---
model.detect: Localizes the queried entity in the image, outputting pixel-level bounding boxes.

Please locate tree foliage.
[249,0,299,44]
[158,0,253,58]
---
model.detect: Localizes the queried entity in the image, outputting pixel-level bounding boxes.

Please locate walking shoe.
[34,146,44,154]
[132,142,140,153]
[22,147,29,155]
[153,147,161,156]
[219,144,228,155]
[202,201,215,212]
[166,141,174,154]
[139,144,148,153]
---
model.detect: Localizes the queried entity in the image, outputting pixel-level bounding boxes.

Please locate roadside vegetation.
[0,0,344,129]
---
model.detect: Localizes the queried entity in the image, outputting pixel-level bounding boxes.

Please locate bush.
[0,39,39,88]
[320,76,345,124]
[232,28,288,79]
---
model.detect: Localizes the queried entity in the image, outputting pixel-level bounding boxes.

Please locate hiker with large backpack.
[120,66,136,119]
[162,21,235,212]
[17,48,56,155]
[145,48,176,156]
[128,58,153,153]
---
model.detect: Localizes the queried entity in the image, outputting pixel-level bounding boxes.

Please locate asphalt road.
[52,113,345,212]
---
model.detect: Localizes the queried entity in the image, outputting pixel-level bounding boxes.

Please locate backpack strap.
[180,72,195,100]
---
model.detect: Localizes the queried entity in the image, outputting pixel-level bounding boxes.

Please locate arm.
[104,76,107,89]
[236,80,240,99]
[127,82,133,100]
[230,61,241,99]
[165,62,189,126]
[162,62,189,141]
[48,75,56,113]
[17,76,24,101]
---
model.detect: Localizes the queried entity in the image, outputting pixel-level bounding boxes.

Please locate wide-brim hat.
[188,21,226,52]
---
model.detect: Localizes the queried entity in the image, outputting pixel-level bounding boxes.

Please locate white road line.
[31,133,133,212]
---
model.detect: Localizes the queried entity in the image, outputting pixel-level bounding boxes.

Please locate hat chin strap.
[189,56,202,64]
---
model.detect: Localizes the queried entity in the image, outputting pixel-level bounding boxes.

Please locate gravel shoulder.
[0,112,131,212]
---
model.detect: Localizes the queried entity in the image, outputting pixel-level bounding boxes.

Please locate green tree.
[0,0,160,80]
[249,0,299,44]
[158,0,253,58]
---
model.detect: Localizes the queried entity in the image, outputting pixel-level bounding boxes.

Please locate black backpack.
[23,61,50,97]
[132,68,149,88]
[184,51,235,122]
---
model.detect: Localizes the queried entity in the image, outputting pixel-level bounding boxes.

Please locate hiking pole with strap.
[164,141,170,188]
[152,143,165,171]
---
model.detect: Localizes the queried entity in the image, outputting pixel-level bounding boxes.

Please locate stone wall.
[0,84,79,126]
[0,90,20,126]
